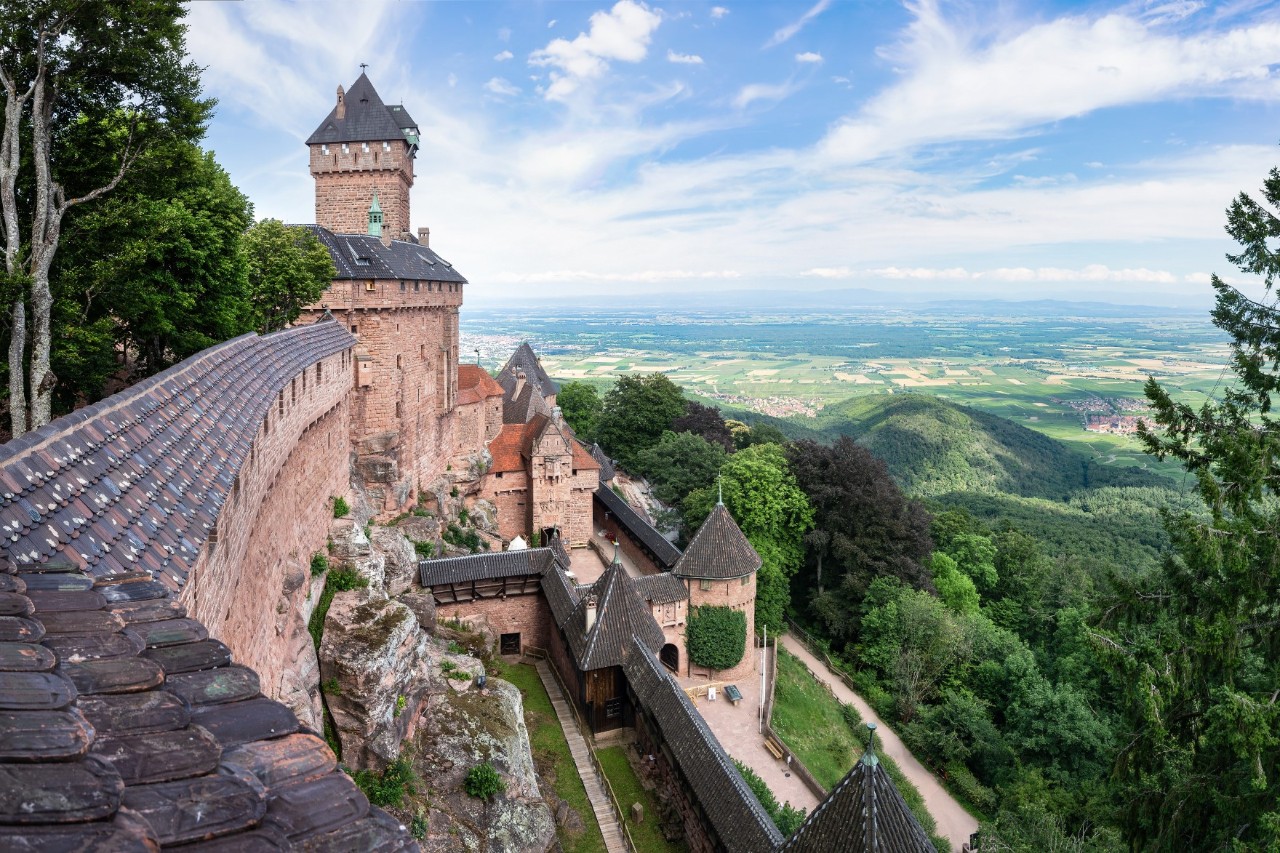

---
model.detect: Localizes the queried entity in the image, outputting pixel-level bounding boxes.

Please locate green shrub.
[413,540,434,558]
[441,660,457,673]
[464,763,504,800]
[308,569,369,651]
[353,757,415,808]
[321,678,342,696]
[410,811,428,839]
[776,803,806,836]
[443,523,482,554]
[687,605,747,670]
[734,759,806,836]
[946,761,997,815]
[332,496,350,518]
[310,552,329,576]
[450,486,459,498]
[393,695,407,718]
[458,507,470,525]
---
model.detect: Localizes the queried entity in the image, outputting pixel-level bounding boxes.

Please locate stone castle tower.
[307,73,418,242]
[299,74,470,514]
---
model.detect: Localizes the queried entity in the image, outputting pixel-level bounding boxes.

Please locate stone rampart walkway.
[534,660,628,853]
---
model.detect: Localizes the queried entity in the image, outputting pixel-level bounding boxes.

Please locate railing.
[785,616,864,696]
[530,653,637,853]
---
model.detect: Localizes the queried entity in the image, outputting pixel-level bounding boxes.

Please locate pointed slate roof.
[673,503,762,580]
[779,737,935,853]
[565,561,664,671]
[306,73,418,146]
[588,442,616,482]
[496,342,559,402]
[631,572,687,606]
[302,226,466,282]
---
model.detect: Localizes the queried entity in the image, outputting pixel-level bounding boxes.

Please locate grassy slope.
[596,746,688,853]
[495,662,606,853]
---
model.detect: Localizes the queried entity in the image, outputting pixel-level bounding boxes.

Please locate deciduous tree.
[596,373,686,471]
[557,380,603,443]
[242,219,335,334]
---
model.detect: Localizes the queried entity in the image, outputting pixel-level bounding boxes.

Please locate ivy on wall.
[687,605,747,671]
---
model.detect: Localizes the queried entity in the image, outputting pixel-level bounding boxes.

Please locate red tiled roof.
[488,423,532,473]
[456,365,503,406]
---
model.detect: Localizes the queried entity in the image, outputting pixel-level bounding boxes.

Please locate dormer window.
[383,141,391,152]
[341,143,349,154]
[361,142,370,153]
[321,144,329,155]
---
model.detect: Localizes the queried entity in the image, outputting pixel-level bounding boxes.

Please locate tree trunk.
[28,256,53,428]
[27,64,55,431]
[7,300,24,436]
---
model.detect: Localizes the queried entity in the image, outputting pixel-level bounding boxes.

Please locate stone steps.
[535,661,628,853]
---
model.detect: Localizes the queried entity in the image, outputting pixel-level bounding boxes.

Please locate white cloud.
[711,6,729,19]
[484,77,521,97]
[529,0,662,101]
[548,19,557,28]
[494,50,514,61]
[490,269,741,284]
[667,49,704,65]
[1142,1,1206,25]
[448,72,458,88]
[765,0,832,48]
[733,81,798,109]
[845,264,1184,283]
[795,51,823,63]
[820,4,1280,163]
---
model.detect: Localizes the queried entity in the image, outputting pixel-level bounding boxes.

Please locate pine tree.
[1102,165,1280,850]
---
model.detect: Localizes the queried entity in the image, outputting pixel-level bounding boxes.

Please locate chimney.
[335,86,346,120]
[418,227,430,247]
[584,594,598,632]
[513,369,526,399]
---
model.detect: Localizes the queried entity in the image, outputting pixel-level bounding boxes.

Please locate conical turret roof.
[673,503,761,580]
[306,73,418,145]
[566,561,665,671]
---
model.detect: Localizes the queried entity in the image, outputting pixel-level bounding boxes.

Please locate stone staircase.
[534,660,628,853]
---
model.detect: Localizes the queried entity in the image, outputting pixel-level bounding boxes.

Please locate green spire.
[367,190,383,237]
[611,539,622,566]
[860,722,879,767]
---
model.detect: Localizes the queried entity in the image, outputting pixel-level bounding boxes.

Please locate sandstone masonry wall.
[311,141,414,239]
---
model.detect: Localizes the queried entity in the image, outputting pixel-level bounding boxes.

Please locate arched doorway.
[660,643,679,673]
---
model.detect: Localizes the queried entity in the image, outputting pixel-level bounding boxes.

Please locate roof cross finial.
[860,722,880,767]
[611,539,622,566]
[359,62,368,71]
[716,474,723,506]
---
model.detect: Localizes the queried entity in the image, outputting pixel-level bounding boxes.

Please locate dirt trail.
[780,634,979,852]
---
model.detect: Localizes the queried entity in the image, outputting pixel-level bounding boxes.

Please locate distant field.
[461,306,1227,483]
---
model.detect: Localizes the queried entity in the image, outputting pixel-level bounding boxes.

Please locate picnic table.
[723,684,742,706]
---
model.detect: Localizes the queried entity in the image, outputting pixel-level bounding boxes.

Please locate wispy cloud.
[668,49,704,65]
[733,80,798,109]
[484,77,521,97]
[710,6,729,20]
[795,51,823,63]
[764,0,832,48]
[494,50,514,62]
[529,0,662,101]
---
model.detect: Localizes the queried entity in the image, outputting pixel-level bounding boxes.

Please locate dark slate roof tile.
[0,709,94,761]
[175,823,291,851]
[77,692,190,736]
[90,725,222,786]
[164,666,260,708]
[142,640,231,674]
[0,575,25,593]
[593,486,681,569]
[631,572,688,606]
[0,804,158,849]
[295,806,418,852]
[0,593,33,617]
[0,643,56,672]
[107,599,186,625]
[496,342,559,400]
[0,757,123,823]
[120,768,267,845]
[128,618,207,649]
[673,503,762,580]
[305,73,415,146]
[98,581,169,604]
[0,617,44,643]
[20,572,92,592]
[191,698,298,748]
[418,548,554,587]
[42,630,146,663]
[26,590,106,613]
[261,772,370,840]
[60,658,166,696]
[567,563,665,671]
[0,672,77,711]
[221,734,336,791]
[35,609,125,636]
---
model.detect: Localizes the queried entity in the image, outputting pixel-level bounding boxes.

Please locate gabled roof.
[588,443,616,482]
[502,381,553,425]
[457,365,503,406]
[565,562,665,671]
[303,226,467,283]
[621,639,783,852]
[0,555,414,849]
[631,572,687,606]
[593,486,682,569]
[496,343,559,402]
[779,743,935,852]
[673,503,762,580]
[418,548,556,587]
[306,73,418,146]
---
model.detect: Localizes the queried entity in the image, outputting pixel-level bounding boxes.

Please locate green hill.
[809,393,1163,500]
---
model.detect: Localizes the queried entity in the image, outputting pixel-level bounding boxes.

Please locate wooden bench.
[763,736,785,760]
[723,684,743,706]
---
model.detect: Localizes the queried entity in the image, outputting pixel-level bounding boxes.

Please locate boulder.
[399,590,437,633]
[397,515,440,545]
[319,589,434,769]
[370,526,417,597]
[467,499,499,537]
[415,678,555,853]
[329,520,386,593]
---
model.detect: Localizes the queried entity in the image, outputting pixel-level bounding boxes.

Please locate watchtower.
[306,72,419,243]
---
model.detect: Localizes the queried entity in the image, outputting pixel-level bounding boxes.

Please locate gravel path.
[780,634,979,851]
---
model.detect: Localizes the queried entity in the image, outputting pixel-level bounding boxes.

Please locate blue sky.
[188,0,1280,306]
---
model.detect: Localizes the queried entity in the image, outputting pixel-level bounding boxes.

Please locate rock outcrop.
[413,678,556,853]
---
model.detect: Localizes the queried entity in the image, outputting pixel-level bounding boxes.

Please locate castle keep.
[0,74,933,851]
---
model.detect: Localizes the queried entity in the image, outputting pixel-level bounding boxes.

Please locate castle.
[0,74,934,851]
